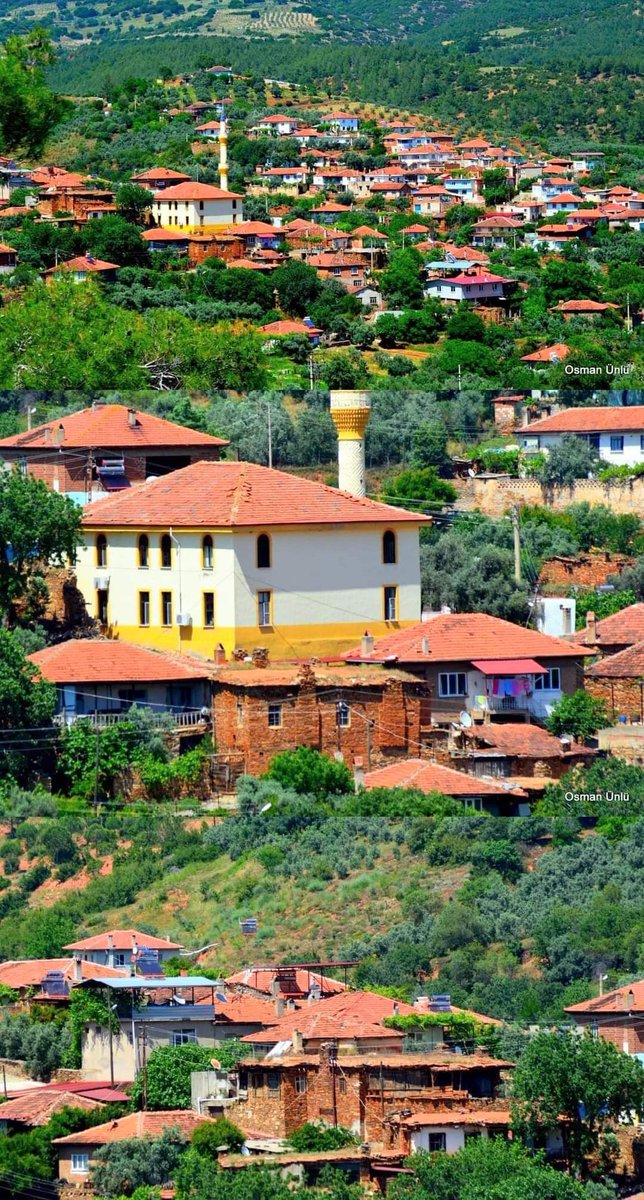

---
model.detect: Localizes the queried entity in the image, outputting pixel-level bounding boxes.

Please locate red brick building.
[585,640,644,722]
[230,1046,512,1141]
[0,403,228,499]
[573,604,644,659]
[210,661,428,774]
[565,981,644,1058]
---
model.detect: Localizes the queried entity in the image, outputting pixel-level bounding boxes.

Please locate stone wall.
[540,552,635,590]
[459,475,644,519]
[586,676,644,723]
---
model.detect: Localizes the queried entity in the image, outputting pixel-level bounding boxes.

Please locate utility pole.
[93,726,100,810]
[267,402,272,469]
[511,505,521,584]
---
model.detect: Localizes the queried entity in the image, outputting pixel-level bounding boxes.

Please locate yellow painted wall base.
[102,621,413,660]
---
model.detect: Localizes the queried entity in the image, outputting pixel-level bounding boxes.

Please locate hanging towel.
[492,678,500,696]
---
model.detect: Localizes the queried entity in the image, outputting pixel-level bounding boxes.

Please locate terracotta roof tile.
[0,959,127,988]
[527,406,644,434]
[399,1108,511,1127]
[131,168,191,182]
[0,1090,101,1126]
[0,404,227,450]
[345,613,582,664]
[566,980,644,1014]
[465,724,565,757]
[153,182,243,201]
[586,639,644,677]
[54,1110,212,1145]
[242,1011,405,1044]
[364,758,526,798]
[63,929,184,951]
[212,994,278,1024]
[573,603,644,646]
[226,968,347,996]
[29,640,210,685]
[81,461,428,529]
[242,1051,513,1069]
[521,343,571,362]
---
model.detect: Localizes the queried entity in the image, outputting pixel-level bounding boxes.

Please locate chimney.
[329,390,371,497]
[292,1029,303,1054]
[53,423,64,446]
[522,406,531,428]
[44,425,51,444]
[107,932,114,969]
[421,637,429,654]
[127,407,138,428]
[73,955,83,983]
[585,611,597,643]
[353,756,365,791]
[214,643,226,666]
[275,998,285,1017]
[361,631,374,657]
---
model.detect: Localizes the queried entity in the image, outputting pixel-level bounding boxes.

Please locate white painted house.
[425,269,511,304]
[151,181,243,231]
[522,406,644,466]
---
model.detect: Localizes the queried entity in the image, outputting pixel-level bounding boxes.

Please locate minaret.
[329,390,371,497]
[218,104,229,192]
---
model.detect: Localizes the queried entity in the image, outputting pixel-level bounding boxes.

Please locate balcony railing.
[55,709,207,729]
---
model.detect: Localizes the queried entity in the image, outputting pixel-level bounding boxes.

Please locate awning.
[471,659,547,675]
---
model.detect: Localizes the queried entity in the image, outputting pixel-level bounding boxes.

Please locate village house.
[585,641,644,722]
[229,1045,512,1142]
[226,966,348,1000]
[54,1110,213,1183]
[386,1108,512,1157]
[0,403,227,501]
[327,112,360,133]
[306,251,369,290]
[573,605,644,657]
[0,957,128,1003]
[210,661,427,774]
[141,227,190,254]
[63,929,184,970]
[45,254,119,283]
[450,720,594,784]
[565,982,644,1060]
[551,298,620,320]
[521,406,644,466]
[76,459,428,659]
[362,758,529,816]
[29,640,212,727]
[345,613,585,725]
[0,241,17,273]
[257,114,301,136]
[471,215,523,248]
[520,343,571,367]
[130,167,192,191]
[150,180,244,231]
[424,268,514,308]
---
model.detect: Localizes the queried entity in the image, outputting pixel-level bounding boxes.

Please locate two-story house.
[522,406,644,466]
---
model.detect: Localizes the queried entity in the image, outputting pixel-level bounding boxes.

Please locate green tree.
[0,28,65,155]
[288,1123,358,1151]
[539,436,600,487]
[0,468,82,618]
[482,168,512,207]
[511,1029,644,1175]
[389,1136,588,1200]
[412,422,452,474]
[84,214,149,267]
[541,260,602,308]
[379,248,424,308]
[546,691,609,741]
[0,629,55,730]
[130,1044,216,1111]
[92,1129,188,1197]
[191,1117,245,1158]
[272,259,321,316]
[445,307,486,342]
[115,183,154,225]
[382,467,457,512]
[266,747,353,798]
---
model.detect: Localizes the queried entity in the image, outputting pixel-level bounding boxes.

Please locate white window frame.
[71,1153,89,1175]
[268,704,282,728]
[171,1028,197,1046]
[610,435,624,453]
[534,667,561,691]
[438,672,467,698]
[337,702,350,728]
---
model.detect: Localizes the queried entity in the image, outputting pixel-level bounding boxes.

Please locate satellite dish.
[460,711,473,727]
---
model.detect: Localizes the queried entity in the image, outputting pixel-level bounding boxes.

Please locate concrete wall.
[463,475,644,519]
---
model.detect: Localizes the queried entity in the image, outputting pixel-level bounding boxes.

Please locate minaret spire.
[218,103,229,191]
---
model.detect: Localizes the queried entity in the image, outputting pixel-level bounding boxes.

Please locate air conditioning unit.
[94,575,110,589]
[176,613,192,627]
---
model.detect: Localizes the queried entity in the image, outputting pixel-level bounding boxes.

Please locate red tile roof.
[226,967,347,997]
[63,929,184,951]
[0,959,127,989]
[81,461,429,529]
[211,664,417,688]
[364,758,526,799]
[153,182,243,201]
[54,1110,212,1145]
[345,613,582,665]
[0,1090,101,1126]
[437,270,510,286]
[465,723,566,757]
[242,1011,405,1044]
[243,1051,513,1070]
[521,343,571,363]
[565,980,644,1015]
[131,168,191,182]
[525,406,644,434]
[47,255,118,275]
[0,404,227,450]
[553,299,619,312]
[586,640,644,677]
[399,1108,511,1128]
[212,994,279,1025]
[259,319,323,337]
[29,640,209,686]
[141,228,189,242]
[574,603,644,647]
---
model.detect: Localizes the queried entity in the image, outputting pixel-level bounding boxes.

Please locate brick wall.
[586,676,644,722]
[212,673,426,774]
[540,553,635,590]
[573,1014,644,1056]
[6,446,222,497]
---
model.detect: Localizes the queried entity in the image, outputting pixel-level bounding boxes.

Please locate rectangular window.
[534,667,561,691]
[113,953,126,967]
[71,1154,89,1174]
[640,434,644,452]
[258,590,272,627]
[268,703,282,728]
[438,672,467,698]
[384,585,398,621]
[266,1071,281,1096]
[236,698,244,726]
[295,1075,307,1094]
[203,592,215,628]
[161,591,172,626]
[96,589,108,626]
[171,1029,197,1046]
[464,797,484,812]
[610,435,624,452]
[139,591,150,627]
[337,702,350,728]
[427,1133,446,1153]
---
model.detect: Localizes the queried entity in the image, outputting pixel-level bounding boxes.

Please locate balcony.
[131,1004,216,1021]
[55,708,208,729]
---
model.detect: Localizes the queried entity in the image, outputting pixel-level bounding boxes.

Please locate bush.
[288,1122,358,1151]
[191,1118,245,1157]
[266,748,353,798]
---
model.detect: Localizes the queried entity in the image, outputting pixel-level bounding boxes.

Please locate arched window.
[202,535,214,570]
[96,534,107,567]
[138,534,149,568]
[160,534,172,569]
[257,533,271,569]
[383,530,397,565]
